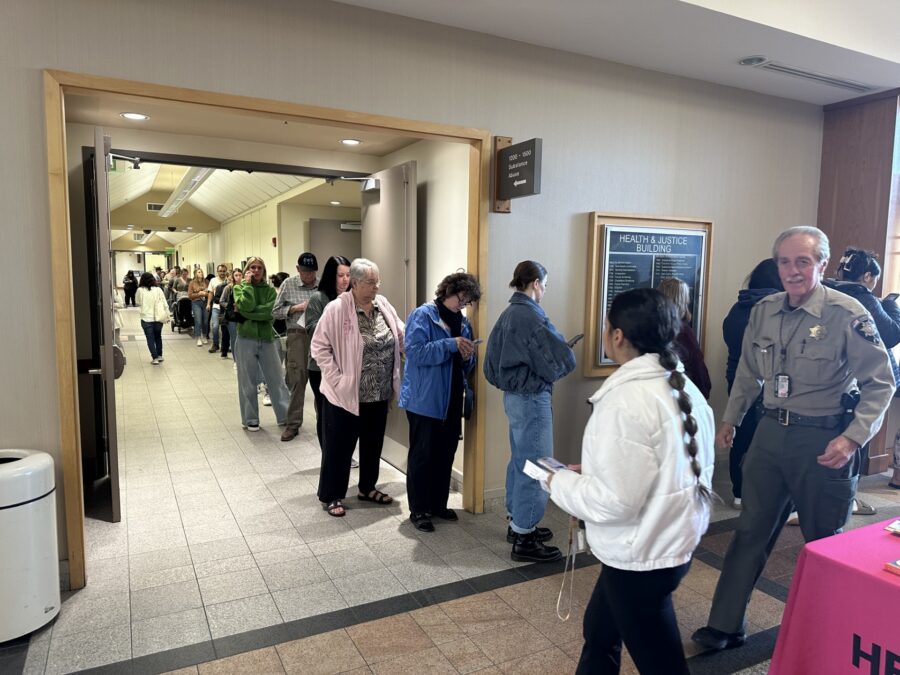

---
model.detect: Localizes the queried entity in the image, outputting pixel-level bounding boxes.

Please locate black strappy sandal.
[358,489,393,505]
[323,500,346,517]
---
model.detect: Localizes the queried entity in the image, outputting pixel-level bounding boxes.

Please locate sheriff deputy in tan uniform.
[693,225,895,652]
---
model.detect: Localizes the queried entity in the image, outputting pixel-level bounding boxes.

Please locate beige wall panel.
[7,0,822,547]
[279,204,361,272]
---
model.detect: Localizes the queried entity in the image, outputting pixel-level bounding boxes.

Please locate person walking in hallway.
[549,288,715,675]
[484,260,576,562]
[273,252,319,442]
[401,272,482,533]
[135,272,168,365]
[692,226,895,652]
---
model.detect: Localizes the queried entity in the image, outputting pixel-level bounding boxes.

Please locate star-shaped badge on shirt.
[808,325,827,340]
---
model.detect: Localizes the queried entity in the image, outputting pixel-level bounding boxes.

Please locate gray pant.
[284,329,310,431]
[707,415,859,634]
[234,336,290,427]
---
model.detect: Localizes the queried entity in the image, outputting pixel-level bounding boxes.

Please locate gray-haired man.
[693,226,894,651]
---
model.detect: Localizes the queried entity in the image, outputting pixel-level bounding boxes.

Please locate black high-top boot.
[506,525,553,544]
[511,531,562,563]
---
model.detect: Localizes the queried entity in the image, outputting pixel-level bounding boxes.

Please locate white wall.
[114,252,142,288]
[3,0,822,549]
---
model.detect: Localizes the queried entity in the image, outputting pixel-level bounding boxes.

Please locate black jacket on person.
[722,288,782,393]
[824,279,900,389]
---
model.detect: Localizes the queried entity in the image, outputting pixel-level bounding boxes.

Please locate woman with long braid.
[548,288,715,675]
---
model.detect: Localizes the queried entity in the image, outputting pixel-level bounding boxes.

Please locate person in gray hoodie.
[485,260,576,562]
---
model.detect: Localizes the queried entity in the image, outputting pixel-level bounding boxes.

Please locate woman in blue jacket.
[484,261,576,562]
[400,272,481,532]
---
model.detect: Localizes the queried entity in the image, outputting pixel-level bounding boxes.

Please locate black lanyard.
[778,310,807,372]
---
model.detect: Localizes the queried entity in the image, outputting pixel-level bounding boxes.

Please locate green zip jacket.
[233,281,277,341]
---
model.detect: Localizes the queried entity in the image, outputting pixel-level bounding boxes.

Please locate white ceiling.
[189,170,316,223]
[335,0,900,105]
[108,160,160,212]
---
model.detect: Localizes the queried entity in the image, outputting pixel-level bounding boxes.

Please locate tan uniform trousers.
[284,328,310,431]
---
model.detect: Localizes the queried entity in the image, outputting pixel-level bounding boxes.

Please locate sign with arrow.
[497,138,542,201]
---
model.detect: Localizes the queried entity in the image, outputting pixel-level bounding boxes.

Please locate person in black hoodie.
[721,259,783,508]
[826,248,900,501]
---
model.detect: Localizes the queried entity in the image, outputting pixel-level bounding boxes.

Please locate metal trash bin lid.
[0,449,55,508]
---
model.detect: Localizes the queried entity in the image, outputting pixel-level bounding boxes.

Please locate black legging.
[308,370,324,450]
[577,561,691,675]
[124,286,137,306]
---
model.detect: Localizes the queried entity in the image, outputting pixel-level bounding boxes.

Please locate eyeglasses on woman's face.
[359,278,381,289]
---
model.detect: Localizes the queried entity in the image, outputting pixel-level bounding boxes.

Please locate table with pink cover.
[770,518,900,674]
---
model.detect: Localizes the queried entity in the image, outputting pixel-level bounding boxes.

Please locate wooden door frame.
[43,69,491,590]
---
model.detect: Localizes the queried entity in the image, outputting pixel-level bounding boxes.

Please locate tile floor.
[13,307,900,674]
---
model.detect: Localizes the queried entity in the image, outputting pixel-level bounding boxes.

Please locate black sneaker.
[507,525,552,544]
[691,626,746,651]
[410,513,434,532]
[511,532,562,563]
[432,508,458,521]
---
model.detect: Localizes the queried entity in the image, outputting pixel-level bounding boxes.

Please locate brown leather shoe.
[280,427,299,442]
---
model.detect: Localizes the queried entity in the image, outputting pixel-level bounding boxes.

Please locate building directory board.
[584,214,712,376]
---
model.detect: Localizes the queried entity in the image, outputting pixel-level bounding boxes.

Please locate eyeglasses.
[457,296,473,308]
[359,278,381,288]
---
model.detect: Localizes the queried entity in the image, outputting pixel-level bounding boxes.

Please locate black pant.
[730,398,762,498]
[577,561,691,675]
[406,410,460,514]
[318,397,388,503]
[220,321,231,356]
[124,287,137,306]
[308,370,325,450]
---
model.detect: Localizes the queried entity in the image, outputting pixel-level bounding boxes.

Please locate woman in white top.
[135,272,168,365]
[548,288,715,675]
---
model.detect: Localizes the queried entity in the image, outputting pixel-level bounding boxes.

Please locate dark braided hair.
[837,248,881,282]
[607,288,712,503]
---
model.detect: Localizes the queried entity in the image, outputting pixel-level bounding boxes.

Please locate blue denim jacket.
[399,302,474,419]
[484,292,575,394]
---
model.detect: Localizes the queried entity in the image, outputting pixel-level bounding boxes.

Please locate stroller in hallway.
[171,297,194,333]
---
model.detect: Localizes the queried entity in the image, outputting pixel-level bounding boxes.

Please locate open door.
[80,128,122,522]
[360,161,416,471]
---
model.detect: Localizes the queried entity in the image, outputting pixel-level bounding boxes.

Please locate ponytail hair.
[509,260,547,291]
[607,289,712,503]
[837,248,881,283]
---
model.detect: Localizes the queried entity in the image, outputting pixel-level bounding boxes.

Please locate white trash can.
[0,449,61,642]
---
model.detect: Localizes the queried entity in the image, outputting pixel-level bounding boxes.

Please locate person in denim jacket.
[484,260,576,562]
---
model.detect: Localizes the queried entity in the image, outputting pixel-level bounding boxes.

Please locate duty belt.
[762,408,843,429]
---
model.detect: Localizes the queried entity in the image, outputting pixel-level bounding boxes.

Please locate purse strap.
[556,516,580,621]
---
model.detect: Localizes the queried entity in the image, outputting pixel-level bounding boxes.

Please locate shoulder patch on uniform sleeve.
[851,315,881,344]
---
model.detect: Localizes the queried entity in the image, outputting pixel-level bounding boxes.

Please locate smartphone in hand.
[567,333,584,348]
[885,293,899,302]
[472,338,484,345]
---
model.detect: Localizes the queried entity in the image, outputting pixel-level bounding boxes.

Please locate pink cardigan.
[310,291,404,416]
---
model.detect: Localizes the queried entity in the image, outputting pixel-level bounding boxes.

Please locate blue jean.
[191,300,207,339]
[140,320,163,359]
[234,335,290,427]
[209,307,221,348]
[504,391,553,534]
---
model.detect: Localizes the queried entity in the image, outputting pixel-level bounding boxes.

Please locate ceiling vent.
[146,203,164,212]
[741,56,880,93]
[132,231,153,244]
[340,222,362,231]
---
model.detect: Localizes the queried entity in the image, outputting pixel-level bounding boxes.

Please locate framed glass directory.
[584,212,713,376]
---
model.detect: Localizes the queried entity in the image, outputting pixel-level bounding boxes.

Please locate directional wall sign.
[497,138,542,201]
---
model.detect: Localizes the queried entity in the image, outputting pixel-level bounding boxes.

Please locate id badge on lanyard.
[774,373,791,398]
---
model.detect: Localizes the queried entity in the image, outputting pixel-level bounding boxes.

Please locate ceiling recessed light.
[340,138,361,146]
[738,55,769,67]
[120,112,150,121]
[330,201,341,206]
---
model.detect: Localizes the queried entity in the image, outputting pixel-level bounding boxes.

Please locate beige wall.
[307,218,363,269]
[381,140,470,306]
[4,0,822,554]
[111,189,220,233]
[279,204,362,273]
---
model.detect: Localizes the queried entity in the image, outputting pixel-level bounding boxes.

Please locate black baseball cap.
[298,252,318,271]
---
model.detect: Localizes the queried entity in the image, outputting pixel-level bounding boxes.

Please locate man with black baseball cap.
[273,252,319,441]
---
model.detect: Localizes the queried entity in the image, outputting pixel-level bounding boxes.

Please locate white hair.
[772,226,830,262]
[349,258,379,283]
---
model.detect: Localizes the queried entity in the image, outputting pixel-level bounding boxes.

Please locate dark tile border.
[0,633,30,675]
[74,555,602,674]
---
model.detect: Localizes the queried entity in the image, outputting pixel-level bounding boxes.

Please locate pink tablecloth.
[770,518,900,674]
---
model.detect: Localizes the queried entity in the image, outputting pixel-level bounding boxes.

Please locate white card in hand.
[523,459,550,482]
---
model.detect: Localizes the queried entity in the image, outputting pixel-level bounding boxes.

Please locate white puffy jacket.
[136,286,167,323]
[550,353,715,571]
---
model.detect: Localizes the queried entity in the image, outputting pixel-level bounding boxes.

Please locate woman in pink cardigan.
[310,258,404,517]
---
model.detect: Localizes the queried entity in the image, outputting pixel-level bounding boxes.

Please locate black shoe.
[507,525,552,544]
[691,626,746,651]
[511,532,562,563]
[410,513,434,532]
[432,508,458,521]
